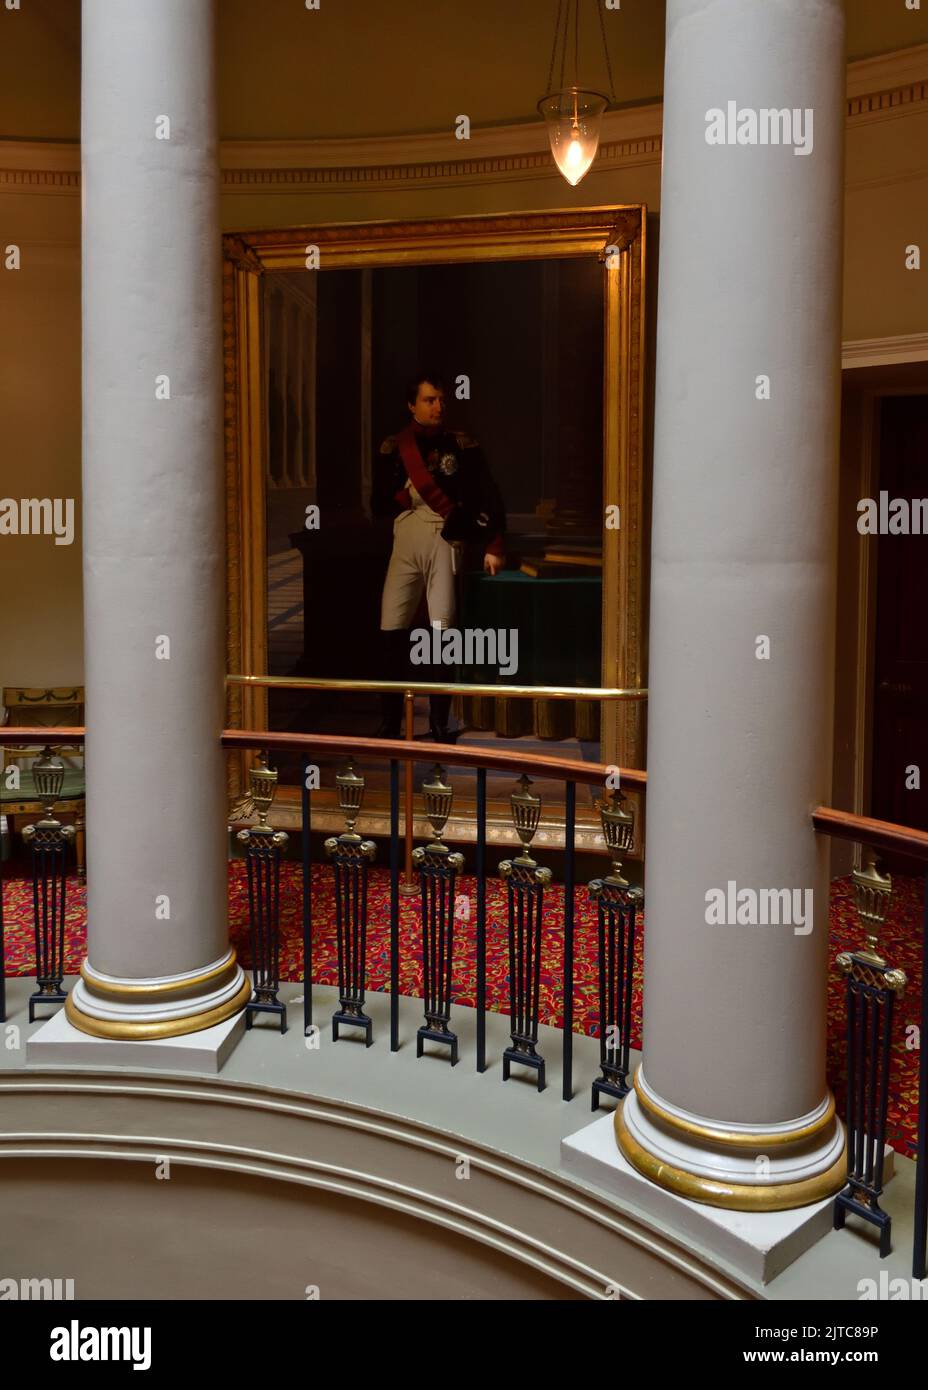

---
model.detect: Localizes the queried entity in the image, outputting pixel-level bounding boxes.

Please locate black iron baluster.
[913,866,928,1278]
[866,987,880,1190]
[301,755,313,1036]
[589,789,641,1109]
[390,758,400,1052]
[512,879,522,1045]
[413,763,462,1066]
[23,749,75,1023]
[500,775,551,1093]
[324,761,376,1046]
[476,765,487,1073]
[562,781,576,1101]
[845,986,856,1179]
[833,858,906,1256]
[238,757,288,1034]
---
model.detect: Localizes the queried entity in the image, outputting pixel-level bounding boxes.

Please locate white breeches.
[380,508,461,631]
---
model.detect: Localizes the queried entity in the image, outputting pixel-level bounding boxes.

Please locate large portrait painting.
[223,208,646,849]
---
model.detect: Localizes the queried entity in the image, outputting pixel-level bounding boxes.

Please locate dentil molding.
[1,45,926,197]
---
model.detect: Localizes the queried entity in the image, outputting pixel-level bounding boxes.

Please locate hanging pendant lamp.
[537,0,616,187]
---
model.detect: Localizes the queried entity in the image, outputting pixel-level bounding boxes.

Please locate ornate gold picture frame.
[222,206,647,842]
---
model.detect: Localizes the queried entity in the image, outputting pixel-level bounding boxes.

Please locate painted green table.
[457,570,602,739]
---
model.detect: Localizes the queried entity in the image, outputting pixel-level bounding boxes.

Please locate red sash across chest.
[395,424,454,519]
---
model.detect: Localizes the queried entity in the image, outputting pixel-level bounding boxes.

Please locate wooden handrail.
[812,806,928,863]
[221,729,647,790]
[9,728,928,856]
[0,727,86,745]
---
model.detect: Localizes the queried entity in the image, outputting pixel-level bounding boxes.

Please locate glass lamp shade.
[537,88,609,186]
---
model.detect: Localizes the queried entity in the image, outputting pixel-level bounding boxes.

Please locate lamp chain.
[546,0,615,104]
[547,0,566,95]
[573,0,580,90]
[596,0,617,101]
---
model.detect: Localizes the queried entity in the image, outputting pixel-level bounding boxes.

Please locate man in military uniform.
[372,373,506,741]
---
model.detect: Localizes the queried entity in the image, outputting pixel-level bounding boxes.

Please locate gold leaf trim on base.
[632,1068,837,1150]
[64,976,253,1041]
[79,950,239,999]
[614,1105,848,1212]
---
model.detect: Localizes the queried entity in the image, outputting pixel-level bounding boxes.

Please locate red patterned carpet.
[2,863,923,1158]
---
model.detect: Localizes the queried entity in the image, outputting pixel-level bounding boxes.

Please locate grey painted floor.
[1,974,918,1301]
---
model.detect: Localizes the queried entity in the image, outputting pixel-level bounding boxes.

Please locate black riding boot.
[376,628,408,739]
[428,691,457,744]
[428,643,460,743]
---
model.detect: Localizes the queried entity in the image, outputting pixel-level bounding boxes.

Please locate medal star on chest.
[426,448,458,477]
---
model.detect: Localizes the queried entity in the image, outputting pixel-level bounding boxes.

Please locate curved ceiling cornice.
[1,45,926,198]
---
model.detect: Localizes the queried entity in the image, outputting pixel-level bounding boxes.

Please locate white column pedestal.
[618,1069,846,1210]
[27,1007,245,1074]
[563,1113,838,1287]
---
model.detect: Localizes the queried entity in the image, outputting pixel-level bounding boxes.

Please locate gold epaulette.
[379,435,398,455]
[454,430,479,449]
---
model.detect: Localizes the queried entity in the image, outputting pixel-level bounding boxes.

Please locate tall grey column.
[617,0,847,1208]
[70,0,249,1040]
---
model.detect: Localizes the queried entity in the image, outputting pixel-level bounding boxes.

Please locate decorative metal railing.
[589,789,641,1108]
[236,756,289,1034]
[3,723,928,1280]
[412,763,464,1065]
[812,807,928,1276]
[223,728,646,1108]
[325,760,376,1046]
[0,743,79,1024]
[226,672,649,890]
[20,748,77,1024]
[498,774,554,1091]
[833,859,907,1256]
[225,733,928,1276]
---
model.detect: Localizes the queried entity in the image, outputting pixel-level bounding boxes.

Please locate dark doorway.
[871,394,928,869]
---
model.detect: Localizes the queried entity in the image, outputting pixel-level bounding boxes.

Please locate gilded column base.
[65,950,251,1041]
[615,1067,847,1213]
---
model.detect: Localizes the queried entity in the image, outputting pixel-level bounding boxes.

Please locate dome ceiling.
[1,0,926,143]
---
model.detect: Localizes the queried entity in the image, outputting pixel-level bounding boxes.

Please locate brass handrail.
[226,674,648,701]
